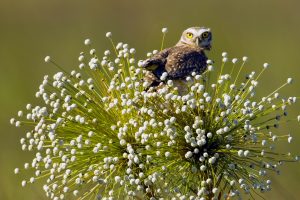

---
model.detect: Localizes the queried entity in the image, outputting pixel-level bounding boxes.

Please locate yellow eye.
[186,32,193,39]
[202,32,209,38]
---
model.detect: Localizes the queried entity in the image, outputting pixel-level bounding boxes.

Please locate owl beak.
[195,37,201,47]
[196,37,211,50]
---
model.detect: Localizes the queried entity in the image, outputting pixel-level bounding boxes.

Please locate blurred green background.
[1,0,300,199]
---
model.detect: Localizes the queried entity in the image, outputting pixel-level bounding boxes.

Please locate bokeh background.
[1,0,300,199]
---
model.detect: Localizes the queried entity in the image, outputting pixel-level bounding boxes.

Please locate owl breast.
[165,45,207,79]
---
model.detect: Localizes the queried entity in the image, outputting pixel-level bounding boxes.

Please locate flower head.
[162,27,168,34]
[12,30,299,200]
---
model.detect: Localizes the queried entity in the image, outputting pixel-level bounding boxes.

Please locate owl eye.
[202,32,209,38]
[186,32,194,39]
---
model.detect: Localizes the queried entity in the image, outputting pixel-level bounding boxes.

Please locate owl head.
[177,27,212,50]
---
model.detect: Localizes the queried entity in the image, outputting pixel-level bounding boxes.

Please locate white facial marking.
[178,27,212,49]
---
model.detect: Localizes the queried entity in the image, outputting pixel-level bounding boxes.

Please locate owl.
[141,27,212,94]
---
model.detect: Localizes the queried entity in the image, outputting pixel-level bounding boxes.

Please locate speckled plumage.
[142,27,212,92]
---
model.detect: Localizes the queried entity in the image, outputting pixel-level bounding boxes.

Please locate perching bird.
[141,27,212,93]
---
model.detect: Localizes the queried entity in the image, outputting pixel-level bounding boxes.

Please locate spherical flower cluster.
[12,31,299,200]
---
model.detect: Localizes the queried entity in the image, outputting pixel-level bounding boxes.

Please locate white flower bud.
[44,56,51,63]
[84,39,91,46]
[222,52,227,57]
[106,32,112,38]
[242,56,248,62]
[14,168,19,174]
[263,63,269,68]
[162,27,168,33]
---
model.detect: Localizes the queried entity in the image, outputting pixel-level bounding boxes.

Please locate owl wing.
[141,48,171,71]
[165,46,207,79]
[141,48,172,90]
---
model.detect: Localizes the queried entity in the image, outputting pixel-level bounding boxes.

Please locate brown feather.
[142,44,207,92]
